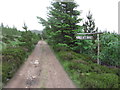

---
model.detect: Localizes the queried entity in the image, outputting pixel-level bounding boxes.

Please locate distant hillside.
[31,30,42,34]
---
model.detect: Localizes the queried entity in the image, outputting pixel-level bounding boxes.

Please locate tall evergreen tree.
[37,0,82,48]
[83,11,98,33]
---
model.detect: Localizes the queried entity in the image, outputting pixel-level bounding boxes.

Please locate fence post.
[97,34,100,64]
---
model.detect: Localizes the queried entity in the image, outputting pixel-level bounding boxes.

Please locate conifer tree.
[83,11,98,33]
[37,0,82,48]
[22,22,28,31]
[82,11,98,55]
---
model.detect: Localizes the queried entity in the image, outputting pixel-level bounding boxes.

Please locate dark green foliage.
[19,31,34,52]
[73,39,95,53]
[56,50,119,88]
[79,73,118,88]
[1,25,21,36]
[76,31,120,67]
[22,22,28,31]
[100,32,120,67]
[69,60,118,75]
[37,0,119,88]
[2,47,26,83]
[80,11,98,58]
[1,24,40,86]
[18,31,40,51]
[37,1,82,49]
[83,11,98,33]
[52,43,70,52]
[58,50,79,60]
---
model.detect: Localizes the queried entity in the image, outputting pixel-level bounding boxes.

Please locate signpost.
[76,36,93,40]
[76,32,103,64]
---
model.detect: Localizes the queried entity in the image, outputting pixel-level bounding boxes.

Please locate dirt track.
[4,40,76,88]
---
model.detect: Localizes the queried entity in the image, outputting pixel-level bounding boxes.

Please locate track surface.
[5,40,76,88]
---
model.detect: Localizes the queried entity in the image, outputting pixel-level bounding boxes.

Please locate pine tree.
[37,0,82,48]
[83,11,98,33]
[22,22,28,31]
[83,11,98,56]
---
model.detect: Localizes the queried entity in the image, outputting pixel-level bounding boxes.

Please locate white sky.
[0,0,119,33]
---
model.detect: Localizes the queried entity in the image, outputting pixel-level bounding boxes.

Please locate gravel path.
[4,40,76,88]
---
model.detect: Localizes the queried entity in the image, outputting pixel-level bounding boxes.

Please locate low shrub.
[2,47,26,84]
[53,43,70,52]
[69,62,92,73]
[69,60,118,75]
[58,51,80,61]
[100,33,120,67]
[56,51,119,88]
[1,25,40,87]
[80,73,118,88]
[89,63,118,74]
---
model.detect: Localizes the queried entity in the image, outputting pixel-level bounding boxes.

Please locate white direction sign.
[76,36,93,40]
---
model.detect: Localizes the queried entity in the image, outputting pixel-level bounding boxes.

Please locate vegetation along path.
[4,40,76,88]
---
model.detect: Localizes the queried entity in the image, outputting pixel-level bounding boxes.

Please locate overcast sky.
[0,0,119,33]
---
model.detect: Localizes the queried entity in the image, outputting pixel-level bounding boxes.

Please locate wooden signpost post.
[76,32,103,64]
